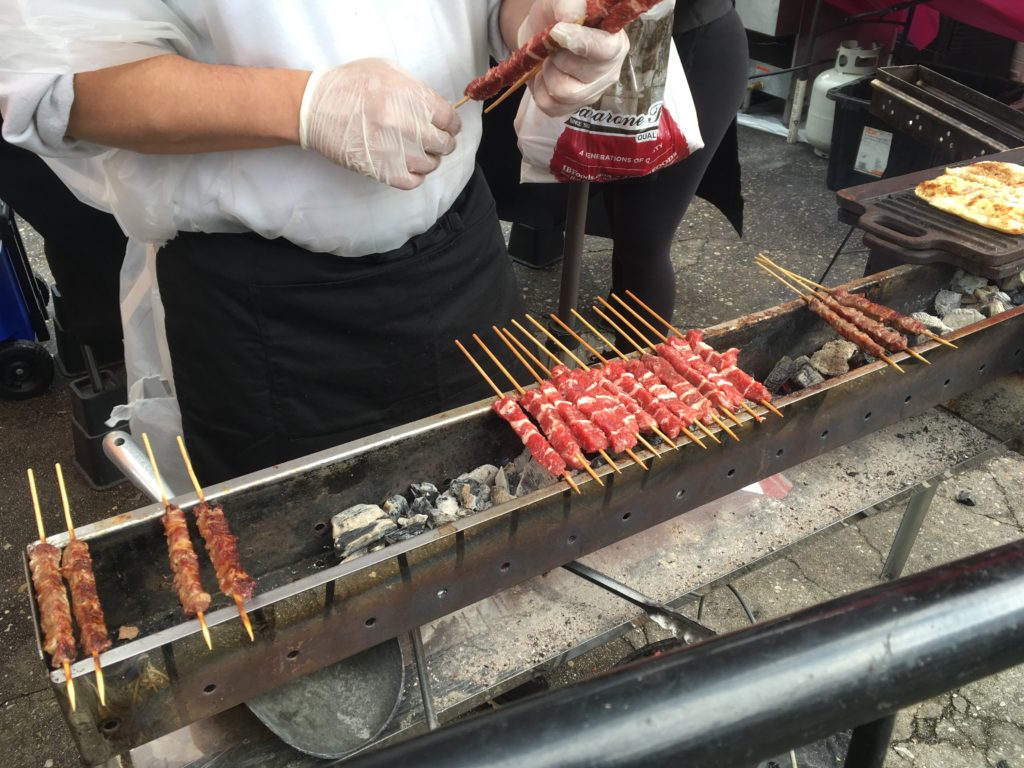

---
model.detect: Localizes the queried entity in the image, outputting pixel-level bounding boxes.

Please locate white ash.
[332,503,398,558]
[431,492,461,524]
[911,311,951,336]
[809,340,859,377]
[942,307,986,331]
[933,289,961,318]
[398,513,429,528]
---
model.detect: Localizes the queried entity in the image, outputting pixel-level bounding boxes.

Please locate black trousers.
[157,168,526,485]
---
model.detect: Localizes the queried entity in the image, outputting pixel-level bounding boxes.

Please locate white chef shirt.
[0,1,506,256]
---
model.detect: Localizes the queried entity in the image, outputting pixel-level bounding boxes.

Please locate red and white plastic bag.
[515,0,702,183]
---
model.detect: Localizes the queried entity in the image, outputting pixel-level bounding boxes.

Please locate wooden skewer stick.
[756,262,906,374]
[502,326,551,377]
[598,296,750,430]
[595,304,742,440]
[476,332,603,485]
[624,289,784,419]
[623,290,685,340]
[610,293,667,342]
[491,328,605,487]
[755,256,932,367]
[455,339,581,494]
[141,433,213,650]
[55,463,106,706]
[175,436,255,643]
[480,14,585,115]
[591,306,723,445]
[526,317,650,471]
[548,313,680,451]
[509,320,622,473]
[755,253,956,350]
[453,95,471,109]
[596,297,657,350]
[569,309,707,450]
[28,469,77,711]
[569,308,628,361]
[483,61,542,114]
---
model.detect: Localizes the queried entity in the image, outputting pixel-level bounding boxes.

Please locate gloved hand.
[520,0,630,118]
[299,58,461,190]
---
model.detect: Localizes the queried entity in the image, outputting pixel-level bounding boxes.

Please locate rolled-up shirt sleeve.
[488,0,511,62]
[0,72,110,157]
[0,1,200,156]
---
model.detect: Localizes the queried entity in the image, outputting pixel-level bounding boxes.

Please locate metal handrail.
[342,538,1024,768]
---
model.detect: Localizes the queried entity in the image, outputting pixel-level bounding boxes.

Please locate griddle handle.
[857,209,933,250]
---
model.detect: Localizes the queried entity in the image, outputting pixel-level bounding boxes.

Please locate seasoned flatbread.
[946,160,1024,190]
[914,163,1024,235]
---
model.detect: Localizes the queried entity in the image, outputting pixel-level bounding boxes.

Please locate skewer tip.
[197,612,213,651]
[63,660,76,712]
[760,400,785,418]
[625,448,648,471]
[93,653,106,706]
[562,474,582,494]
[235,595,255,642]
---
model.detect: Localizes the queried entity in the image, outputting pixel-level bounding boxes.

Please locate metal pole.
[844,715,896,768]
[881,479,939,580]
[551,181,590,357]
[345,539,1024,768]
[410,626,439,732]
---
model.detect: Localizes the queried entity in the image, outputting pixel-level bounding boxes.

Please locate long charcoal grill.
[24,264,1024,765]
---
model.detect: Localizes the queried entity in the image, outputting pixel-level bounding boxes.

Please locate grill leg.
[881,480,939,580]
[843,715,896,768]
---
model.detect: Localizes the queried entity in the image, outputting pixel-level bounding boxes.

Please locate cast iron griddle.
[857,187,1023,274]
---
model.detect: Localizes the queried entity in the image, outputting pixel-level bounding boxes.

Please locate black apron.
[157,167,526,484]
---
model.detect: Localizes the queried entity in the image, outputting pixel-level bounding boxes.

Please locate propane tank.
[805,41,881,157]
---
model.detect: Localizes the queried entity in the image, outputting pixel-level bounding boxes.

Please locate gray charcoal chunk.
[956,489,977,507]
[942,307,985,331]
[933,289,961,318]
[994,290,1013,304]
[331,503,397,558]
[514,459,559,497]
[449,477,492,512]
[382,494,410,520]
[463,464,499,486]
[432,493,460,524]
[398,513,429,528]
[408,482,439,504]
[1012,290,1024,306]
[809,340,858,377]
[383,527,420,545]
[763,355,799,394]
[790,362,825,390]
[997,271,1024,293]
[910,311,951,336]
[410,496,436,518]
[972,286,997,302]
[982,299,1010,317]
[949,269,989,295]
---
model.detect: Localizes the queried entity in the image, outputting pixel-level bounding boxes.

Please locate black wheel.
[0,340,55,400]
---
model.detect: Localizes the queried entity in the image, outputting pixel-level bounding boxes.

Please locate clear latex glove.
[299,58,461,190]
[519,0,630,118]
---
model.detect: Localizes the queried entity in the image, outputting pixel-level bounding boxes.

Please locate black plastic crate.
[824,75,940,192]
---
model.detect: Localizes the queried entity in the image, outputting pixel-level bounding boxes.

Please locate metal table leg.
[881,479,940,580]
